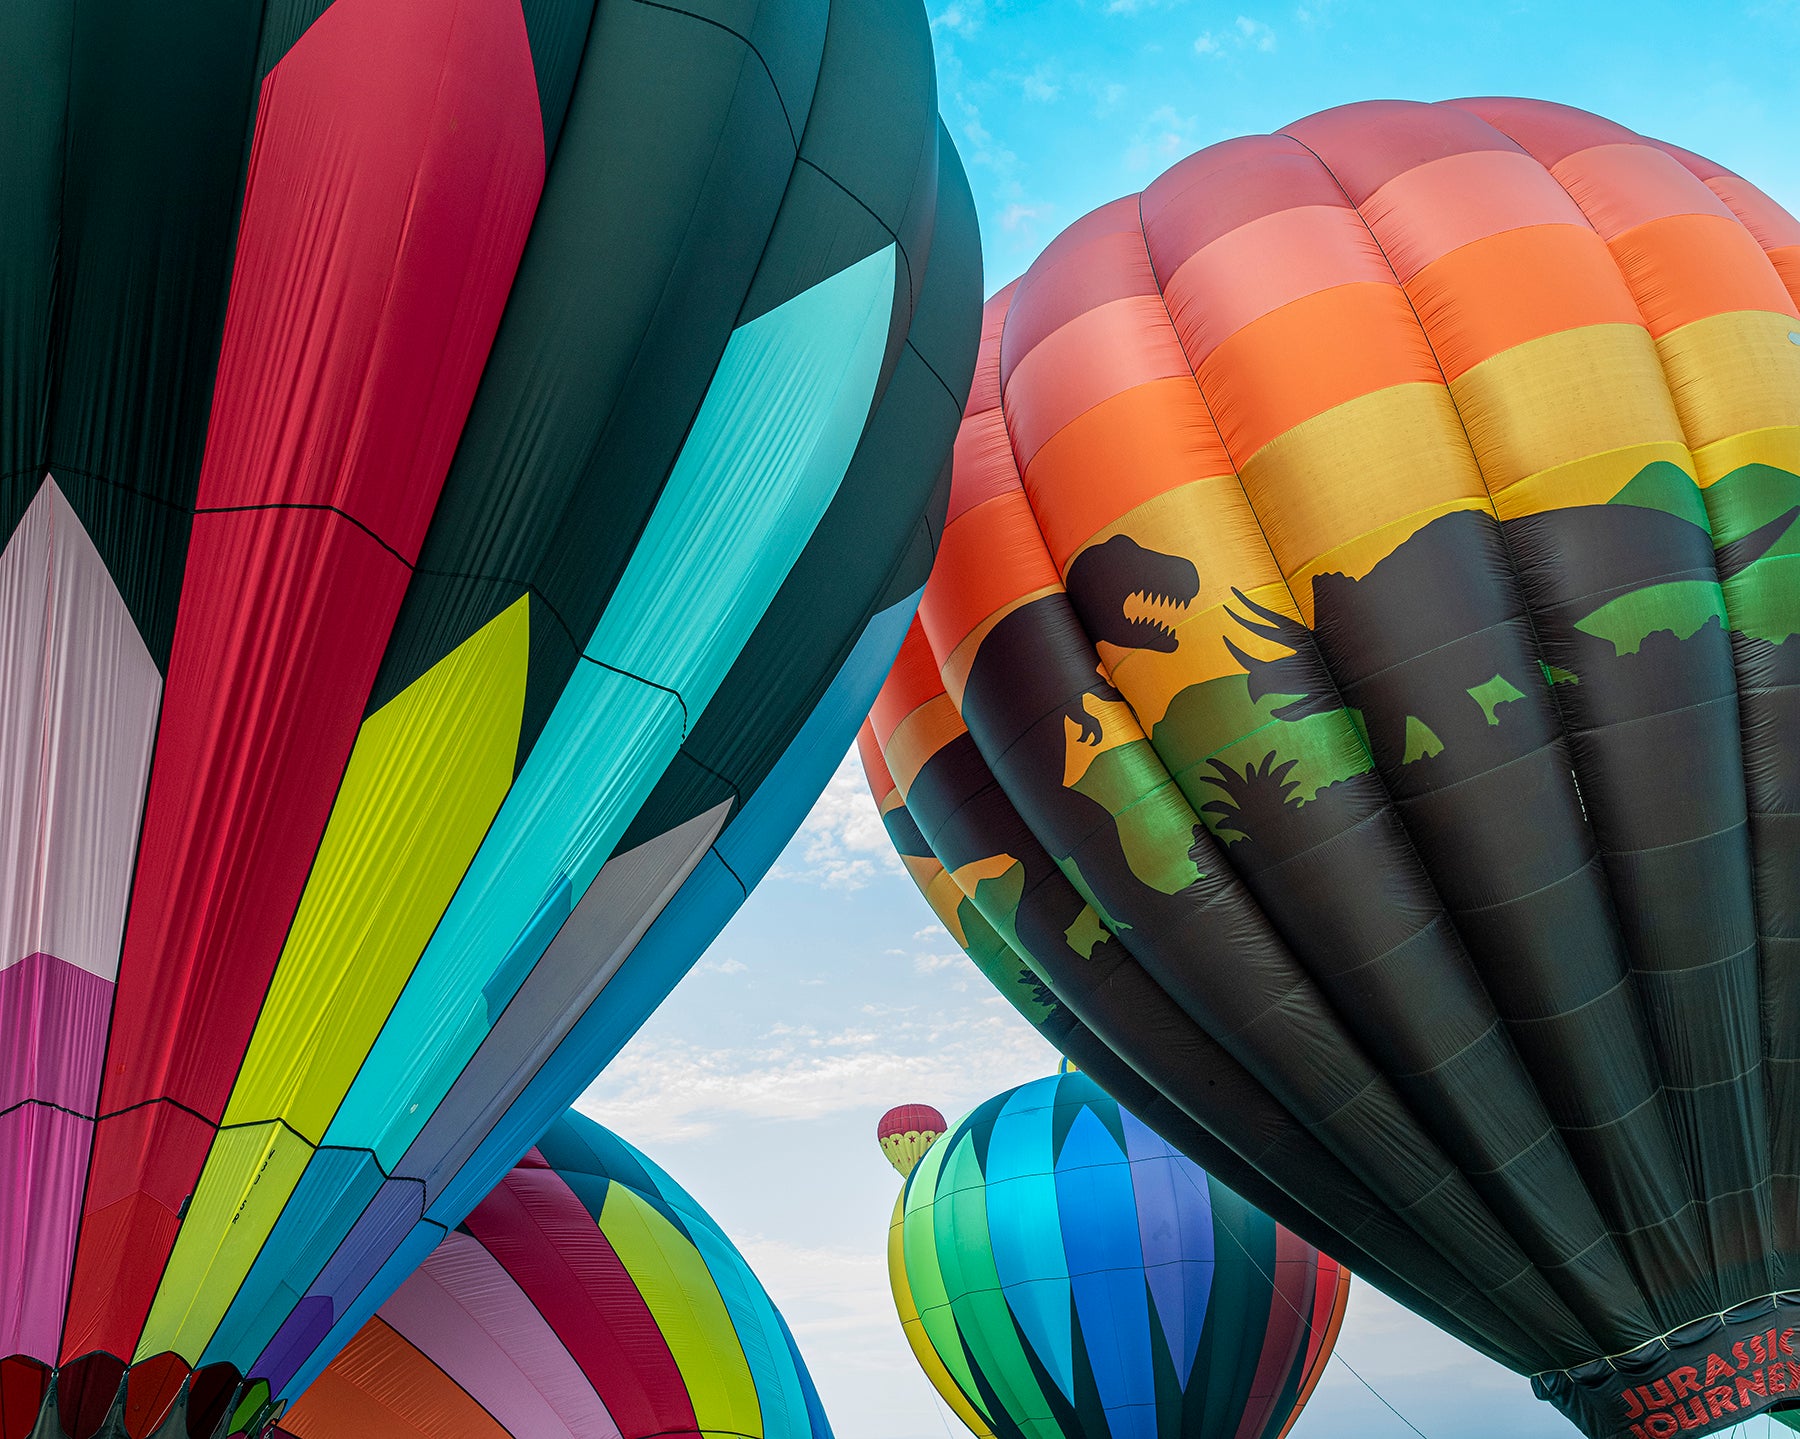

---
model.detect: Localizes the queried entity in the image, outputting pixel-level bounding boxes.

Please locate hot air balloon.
[269,1109,833,1439]
[878,1105,949,1179]
[860,95,1800,1439]
[885,1071,1349,1439]
[0,2,979,1435]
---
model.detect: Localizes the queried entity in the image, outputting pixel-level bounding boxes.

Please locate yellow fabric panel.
[1286,497,1491,620]
[1491,440,1696,521]
[1067,471,1281,618]
[600,1182,760,1435]
[921,863,974,947]
[1447,323,1687,490]
[1237,382,1488,619]
[1653,310,1800,453]
[889,1191,996,1439]
[887,693,969,800]
[1694,425,1800,489]
[223,596,529,1138]
[136,1123,312,1361]
[135,605,527,1363]
[1069,471,1292,728]
[1105,583,1300,734]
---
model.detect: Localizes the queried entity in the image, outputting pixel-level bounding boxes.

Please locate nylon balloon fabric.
[270,1109,835,1439]
[858,97,1800,1439]
[888,1071,1349,1439]
[0,2,980,1436]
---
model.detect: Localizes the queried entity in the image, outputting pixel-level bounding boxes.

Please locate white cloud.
[929,0,983,37]
[771,748,903,889]
[1124,103,1200,174]
[911,950,964,974]
[1194,13,1276,56]
[1236,14,1277,49]
[698,955,748,975]
[1001,200,1051,234]
[578,1008,1056,1144]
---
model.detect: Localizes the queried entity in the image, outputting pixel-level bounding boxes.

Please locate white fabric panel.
[0,476,161,978]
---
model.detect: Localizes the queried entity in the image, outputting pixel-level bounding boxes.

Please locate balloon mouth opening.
[0,1354,274,1439]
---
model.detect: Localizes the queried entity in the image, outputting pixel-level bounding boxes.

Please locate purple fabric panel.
[258,1297,335,1392]
[380,1231,620,1439]
[0,1102,93,1361]
[1121,1105,1215,1384]
[0,954,112,1112]
[0,478,160,983]
[255,1179,424,1387]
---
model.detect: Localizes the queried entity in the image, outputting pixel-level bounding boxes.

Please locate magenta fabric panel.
[380,1231,620,1439]
[0,955,111,1114]
[0,478,160,984]
[0,1104,93,1363]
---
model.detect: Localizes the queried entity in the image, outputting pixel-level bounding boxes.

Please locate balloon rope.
[1175,1164,1436,1439]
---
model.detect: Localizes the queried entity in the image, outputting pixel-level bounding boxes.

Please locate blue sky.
[579,5,1800,1437]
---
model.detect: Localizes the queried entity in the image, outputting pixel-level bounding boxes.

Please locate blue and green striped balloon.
[889,1071,1350,1439]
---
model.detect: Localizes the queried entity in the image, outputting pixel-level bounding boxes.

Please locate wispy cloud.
[579,1006,1055,1143]
[771,749,903,890]
[1100,0,1191,13]
[1124,102,1200,174]
[1195,12,1277,55]
[929,0,984,38]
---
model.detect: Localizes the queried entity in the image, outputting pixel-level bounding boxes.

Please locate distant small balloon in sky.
[877,1104,950,1179]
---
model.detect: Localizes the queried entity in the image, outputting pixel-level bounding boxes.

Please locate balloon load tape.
[1534,1294,1800,1438]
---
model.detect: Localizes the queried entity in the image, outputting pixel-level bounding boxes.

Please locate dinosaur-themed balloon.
[273,1109,835,1439]
[885,1071,1349,1439]
[861,97,1800,1439]
[0,2,978,1436]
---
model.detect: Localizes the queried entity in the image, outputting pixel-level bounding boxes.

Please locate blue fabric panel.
[272,1219,444,1403]
[426,582,920,1225]
[326,244,897,1172]
[1056,1106,1156,1439]
[202,1150,384,1373]
[984,1078,1075,1403]
[1119,1105,1215,1389]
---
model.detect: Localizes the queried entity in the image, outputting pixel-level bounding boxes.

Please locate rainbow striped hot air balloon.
[0,2,978,1436]
[274,1109,833,1439]
[886,1071,1348,1439]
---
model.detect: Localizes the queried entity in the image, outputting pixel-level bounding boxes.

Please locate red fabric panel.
[72,0,545,1364]
[122,1352,189,1439]
[877,1105,946,1141]
[1231,1225,1313,1439]
[0,1357,50,1439]
[956,281,1017,443]
[1143,135,1349,273]
[1281,99,1519,204]
[1296,1254,1340,1382]
[998,199,1157,386]
[465,1165,696,1437]
[866,619,951,752]
[62,1104,214,1361]
[198,0,544,553]
[1446,96,1641,169]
